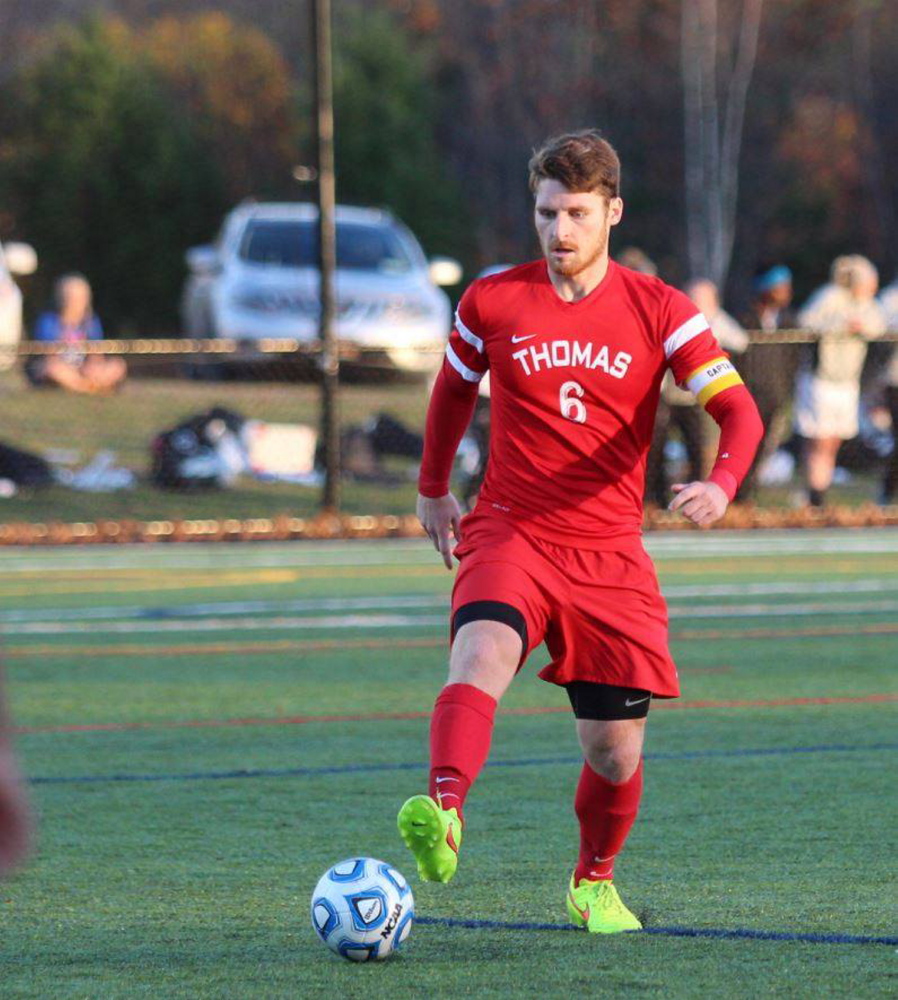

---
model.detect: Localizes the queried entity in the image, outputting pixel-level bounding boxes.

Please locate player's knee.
[586,744,640,784]
[579,720,644,783]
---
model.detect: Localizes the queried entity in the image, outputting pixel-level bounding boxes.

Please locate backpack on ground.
[150,408,247,490]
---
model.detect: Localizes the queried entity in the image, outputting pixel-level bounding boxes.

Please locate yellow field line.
[0,569,298,596]
[0,565,447,597]
[4,622,897,660]
[3,557,895,583]
[1,557,894,598]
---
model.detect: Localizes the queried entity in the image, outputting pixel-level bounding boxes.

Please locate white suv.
[181,202,461,372]
[0,241,38,371]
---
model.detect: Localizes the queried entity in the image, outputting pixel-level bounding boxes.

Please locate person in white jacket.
[795,255,886,506]
[878,279,898,504]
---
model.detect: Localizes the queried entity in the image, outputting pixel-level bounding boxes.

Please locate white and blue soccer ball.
[311,857,414,962]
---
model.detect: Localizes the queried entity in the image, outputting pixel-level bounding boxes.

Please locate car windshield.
[239,220,414,273]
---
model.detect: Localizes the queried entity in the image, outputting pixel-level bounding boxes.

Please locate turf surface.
[1,530,896,998]
[0,368,886,523]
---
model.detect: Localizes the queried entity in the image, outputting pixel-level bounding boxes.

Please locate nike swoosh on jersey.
[510,334,537,343]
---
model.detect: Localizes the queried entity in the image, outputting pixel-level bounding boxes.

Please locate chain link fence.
[1,332,897,543]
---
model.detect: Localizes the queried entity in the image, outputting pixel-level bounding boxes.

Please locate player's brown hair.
[528,130,620,199]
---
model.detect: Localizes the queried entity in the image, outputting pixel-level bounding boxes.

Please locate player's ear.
[609,197,624,227]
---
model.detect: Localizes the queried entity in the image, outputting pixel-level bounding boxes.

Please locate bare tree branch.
[683,0,763,289]
[852,0,896,272]
[682,0,710,279]
[719,0,763,284]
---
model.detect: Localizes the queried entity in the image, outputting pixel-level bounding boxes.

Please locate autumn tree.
[0,16,224,333]
[0,11,306,332]
[142,11,298,202]
[331,6,471,263]
[681,0,764,289]
[5,0,898,310]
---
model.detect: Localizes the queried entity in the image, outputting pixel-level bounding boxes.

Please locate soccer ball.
[310,857,414,961]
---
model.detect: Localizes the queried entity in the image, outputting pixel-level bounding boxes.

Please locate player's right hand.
[669,480,729,527]
[416,492,463,570]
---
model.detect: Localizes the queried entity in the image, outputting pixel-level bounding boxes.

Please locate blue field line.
[414,915,898,947]
[28,741,898,786]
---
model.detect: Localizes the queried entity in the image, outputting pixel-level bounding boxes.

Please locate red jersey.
[423,259,751,548]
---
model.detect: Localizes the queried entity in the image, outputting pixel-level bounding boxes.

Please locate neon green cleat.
[566,874,642,934]
[397,794,463,883]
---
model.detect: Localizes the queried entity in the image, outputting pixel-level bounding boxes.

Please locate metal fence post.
[312,0,340,513]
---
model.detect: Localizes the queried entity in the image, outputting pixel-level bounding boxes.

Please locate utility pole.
[312,0,340,512]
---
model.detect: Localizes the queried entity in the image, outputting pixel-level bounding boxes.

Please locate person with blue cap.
[749,264,795,330]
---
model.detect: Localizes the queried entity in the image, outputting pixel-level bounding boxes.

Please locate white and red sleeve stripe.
[445,297,489,384]
[662,299,746,407]
[417,288,487,497]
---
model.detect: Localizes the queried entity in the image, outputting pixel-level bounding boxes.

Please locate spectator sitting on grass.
[26,273,126,394]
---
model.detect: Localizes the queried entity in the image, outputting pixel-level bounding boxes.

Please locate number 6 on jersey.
[559,380,587,424]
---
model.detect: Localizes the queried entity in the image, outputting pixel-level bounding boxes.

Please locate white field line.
[2,614,448,635]
[0,529,897,572]
[0,540,434,572]
[667,579,898,598]
[0,594,444,623]
[3,600,898,636]
[2,578,898,625]
[646,529,898,555]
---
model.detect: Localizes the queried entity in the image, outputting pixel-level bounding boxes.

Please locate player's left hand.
[668,480,729,527]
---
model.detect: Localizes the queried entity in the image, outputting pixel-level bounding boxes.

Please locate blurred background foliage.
[0,0,896,334]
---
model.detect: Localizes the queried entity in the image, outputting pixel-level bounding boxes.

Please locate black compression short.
[451,600,528,652]
[565,681,652,720]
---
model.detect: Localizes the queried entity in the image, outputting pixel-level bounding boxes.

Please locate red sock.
[428,683,497,821]
[573,759,644,883]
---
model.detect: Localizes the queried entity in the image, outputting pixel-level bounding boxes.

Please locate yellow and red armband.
[684,356,744,408]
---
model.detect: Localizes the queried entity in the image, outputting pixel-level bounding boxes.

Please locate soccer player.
[0,672,31,875]
[397,130,764,933]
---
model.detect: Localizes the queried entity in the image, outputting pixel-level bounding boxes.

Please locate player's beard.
[546,220,610,277]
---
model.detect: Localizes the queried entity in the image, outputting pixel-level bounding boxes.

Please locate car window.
[239,221,413,272]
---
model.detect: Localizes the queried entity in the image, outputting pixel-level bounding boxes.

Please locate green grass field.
[0,367,429,522]
[1,530,896,998]
[0,368,886,524]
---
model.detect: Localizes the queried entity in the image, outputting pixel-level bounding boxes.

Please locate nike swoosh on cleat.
[567,889,589,923]
[435,776,459,783]
[624,696,651,707]
[510,334,536,343]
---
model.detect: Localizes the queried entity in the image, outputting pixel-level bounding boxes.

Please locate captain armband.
[684,356,744,408]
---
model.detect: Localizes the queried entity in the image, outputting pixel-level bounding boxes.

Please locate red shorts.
[452,513,679,698]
